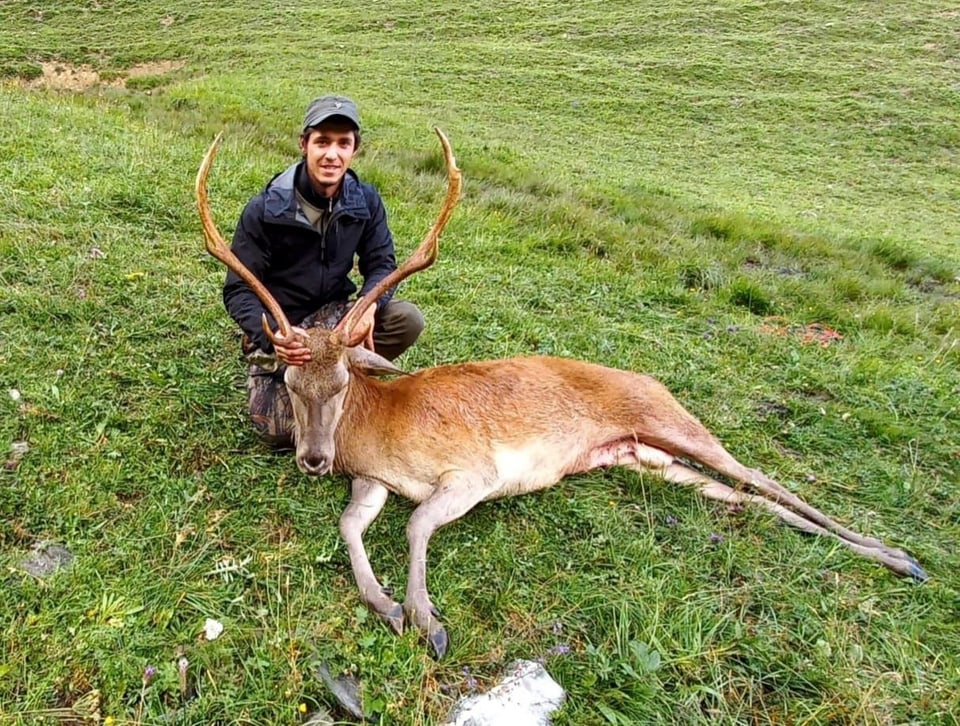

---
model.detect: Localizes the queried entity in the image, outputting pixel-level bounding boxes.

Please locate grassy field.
[1,1,958,724]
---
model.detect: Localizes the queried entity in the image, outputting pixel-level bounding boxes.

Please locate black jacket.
[223,162,397,352]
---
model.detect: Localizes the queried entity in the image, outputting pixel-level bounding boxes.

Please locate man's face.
[299,122,358,197]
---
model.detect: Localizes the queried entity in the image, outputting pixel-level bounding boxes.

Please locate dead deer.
[196,130,926,659]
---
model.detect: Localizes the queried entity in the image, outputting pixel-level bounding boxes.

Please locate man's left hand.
[356,302,377,351]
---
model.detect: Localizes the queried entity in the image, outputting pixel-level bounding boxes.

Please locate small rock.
[20,542,74,578]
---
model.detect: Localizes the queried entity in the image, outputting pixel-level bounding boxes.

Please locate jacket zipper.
[319,196,334,262]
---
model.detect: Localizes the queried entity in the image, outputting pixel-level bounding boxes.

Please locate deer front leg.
[339,477,405,634]
[405,469,496,659]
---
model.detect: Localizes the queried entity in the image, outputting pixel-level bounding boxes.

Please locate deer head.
[196,130,462,475]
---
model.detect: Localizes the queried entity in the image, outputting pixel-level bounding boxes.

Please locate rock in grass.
[20,541,74,578]
[442,660,566,726]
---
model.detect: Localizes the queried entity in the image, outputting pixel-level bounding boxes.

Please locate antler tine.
[195,133,295,344]
[335,127,462,346]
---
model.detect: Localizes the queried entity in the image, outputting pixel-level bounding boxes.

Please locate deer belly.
[488,438,674,499]
[491,443,573,496]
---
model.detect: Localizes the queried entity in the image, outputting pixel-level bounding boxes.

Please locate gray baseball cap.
[302,95,361,132]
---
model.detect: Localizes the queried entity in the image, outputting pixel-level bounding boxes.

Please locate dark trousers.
[246,299,423,448]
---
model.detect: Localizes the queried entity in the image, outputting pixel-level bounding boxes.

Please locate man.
[223,94,424,447]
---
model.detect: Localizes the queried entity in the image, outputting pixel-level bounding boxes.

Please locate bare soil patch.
[23,60,186,91]
[758,316,844,347]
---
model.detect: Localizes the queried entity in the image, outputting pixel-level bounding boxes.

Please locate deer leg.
[744,467,919,565]
[716,459,921,571]
[339,477,405,634]
[653,420,924,574]
[404,469,497,659]
[645,461,927,580]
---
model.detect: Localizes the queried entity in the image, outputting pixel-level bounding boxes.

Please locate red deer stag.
[196,130,926,659]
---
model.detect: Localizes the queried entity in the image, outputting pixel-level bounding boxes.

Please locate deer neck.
[332,372,388,467]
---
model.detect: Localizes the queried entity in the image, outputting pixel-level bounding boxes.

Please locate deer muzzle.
[297,450,333,477]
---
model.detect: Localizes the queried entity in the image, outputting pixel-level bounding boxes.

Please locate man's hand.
[356,302,377,351]
[274,326,311,366]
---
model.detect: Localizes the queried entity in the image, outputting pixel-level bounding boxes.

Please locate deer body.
[196,130,926,660]
[334,356,701,501]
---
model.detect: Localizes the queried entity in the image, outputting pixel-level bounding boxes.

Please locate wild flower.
[204,617,224,641]
[178,656,189,699]
[135,664,157,725]
[142,665,157,684]
[709,532,724,544]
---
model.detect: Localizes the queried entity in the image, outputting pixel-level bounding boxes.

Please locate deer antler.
[335,127,462,347]
[195,133,296,346]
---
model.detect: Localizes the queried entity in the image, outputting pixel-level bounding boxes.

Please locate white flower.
[203,618,224,641]
[8,389,21,402]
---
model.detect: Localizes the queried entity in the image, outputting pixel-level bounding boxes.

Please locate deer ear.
[346,346,408,377]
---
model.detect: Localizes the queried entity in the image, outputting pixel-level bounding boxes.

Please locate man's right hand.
[274,327,312,366]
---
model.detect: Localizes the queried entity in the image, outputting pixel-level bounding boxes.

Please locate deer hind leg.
[404,469,498,659]
[339,478,405,635]
[638,460,927,580]
[663,429,925,577]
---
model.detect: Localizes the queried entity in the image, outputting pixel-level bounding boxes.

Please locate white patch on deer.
[492,442,570,494]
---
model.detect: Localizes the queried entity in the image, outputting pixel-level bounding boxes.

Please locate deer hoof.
[428,626,449,660]
[378,604,405,635]
[906,561,929,582]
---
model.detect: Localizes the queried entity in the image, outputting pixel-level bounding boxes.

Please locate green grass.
[1,1,958,724]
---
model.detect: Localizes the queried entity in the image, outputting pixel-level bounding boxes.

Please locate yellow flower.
[298,703,308,714]
[105,717,116,726]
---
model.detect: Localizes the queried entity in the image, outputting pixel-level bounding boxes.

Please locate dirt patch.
[27,61,99,91]
[758,316,844,347]
[22,59,186,91]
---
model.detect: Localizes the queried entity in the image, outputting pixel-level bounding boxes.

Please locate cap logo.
[335,102,342,108]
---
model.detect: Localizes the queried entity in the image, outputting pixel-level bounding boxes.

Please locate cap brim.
[303,113,360,131]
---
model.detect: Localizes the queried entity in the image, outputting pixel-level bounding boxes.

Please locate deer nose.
[298,453,330,476]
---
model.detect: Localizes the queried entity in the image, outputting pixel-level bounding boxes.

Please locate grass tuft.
[723,278,776,316]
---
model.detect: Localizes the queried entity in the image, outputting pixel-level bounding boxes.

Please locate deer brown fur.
[196,130,926,659]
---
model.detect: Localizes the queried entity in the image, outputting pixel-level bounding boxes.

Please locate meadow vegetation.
[0,1,958,724]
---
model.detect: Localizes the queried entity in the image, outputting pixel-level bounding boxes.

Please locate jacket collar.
[262,162,370,224]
